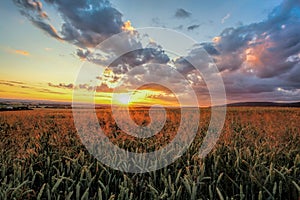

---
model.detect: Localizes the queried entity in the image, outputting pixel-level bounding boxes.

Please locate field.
[0,107,299,199]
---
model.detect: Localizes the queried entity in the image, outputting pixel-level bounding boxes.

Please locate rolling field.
[0,107,299,199]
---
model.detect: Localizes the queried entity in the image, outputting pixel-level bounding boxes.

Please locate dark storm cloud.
[174,8,191,19]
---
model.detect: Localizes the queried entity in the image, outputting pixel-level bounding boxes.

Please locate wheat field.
[0,107,299,199]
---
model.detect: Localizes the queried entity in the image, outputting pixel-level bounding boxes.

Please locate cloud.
[14,49,30,56]
[221,13,230,24]
[199,42,220,55]
[37,88,66,95]
[109,47,170,73]
[88,39,170,76]
[122,20,135,32]
[13,0,173,67]
[172,0,300,102]
[96,83,114,93]
[0,80,26,87]
[0,80,66,95]
[48,81,115,93]
[13,0,123,49]
[174,8,191,19]
[13,0,172,67]
[151,17,167,27]
[31,20,61,39]
[0,81,15,87]
[210,0,300,78]
[47,81,120,94]
[5,48,30,56]
[277,87,300,96]
[48,83,74,89]
[76,49,91,59]
[174,25,183,30]
[3,46,30,56]
[187,24,201,31]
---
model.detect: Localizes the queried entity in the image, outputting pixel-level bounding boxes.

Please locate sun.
[114,93,131,105]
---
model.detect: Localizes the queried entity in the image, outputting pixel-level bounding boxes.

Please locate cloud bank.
[185,0,300,102]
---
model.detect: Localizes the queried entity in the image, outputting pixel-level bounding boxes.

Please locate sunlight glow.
[122,20,135,32]
[114,93,131,105]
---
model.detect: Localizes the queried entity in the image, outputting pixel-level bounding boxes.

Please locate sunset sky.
[0,0,299,106]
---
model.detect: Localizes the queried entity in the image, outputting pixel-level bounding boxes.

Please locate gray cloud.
[76,49,91,59]
[88,38,170,76]
[47,81,123,93]
[0,80,34,88]
[109,48,170,73]
[0,80,67,95]
[187,24,201,31]
[31,20,61,39]
[174,8,191,19]
[37,88,66,95]
[199,43,219,55]
[151,17,167,27]
[14,0,123,48]
[48,82,98,91]
[48,82,74,89]
[174,25,183,30]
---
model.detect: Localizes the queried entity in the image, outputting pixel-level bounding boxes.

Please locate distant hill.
[1,98,300,109]
[226,102,300,107]
[0,98,71,110]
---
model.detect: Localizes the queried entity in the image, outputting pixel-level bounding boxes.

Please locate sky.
[0,0,299,106]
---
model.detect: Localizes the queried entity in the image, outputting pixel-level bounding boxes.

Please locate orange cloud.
[244,38,274,67]
[213,36,221,43]
[122,20,135,32]
[14,50,30,56]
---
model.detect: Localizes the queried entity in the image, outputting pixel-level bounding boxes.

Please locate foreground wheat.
[0,107,299,199]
